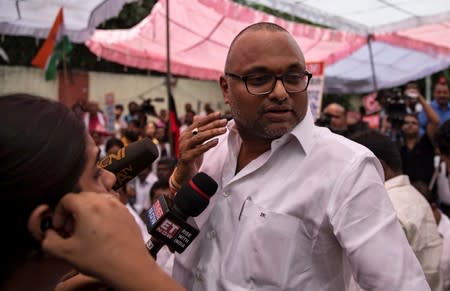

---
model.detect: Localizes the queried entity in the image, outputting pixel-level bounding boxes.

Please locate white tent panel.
[0,0,139,43]
[325,42,450,93]
[246,0,450,33]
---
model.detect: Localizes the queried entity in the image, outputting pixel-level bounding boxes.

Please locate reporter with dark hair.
[0,94,184,291]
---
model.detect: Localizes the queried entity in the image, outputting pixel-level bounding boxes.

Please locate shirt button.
[223,191,230,197]
[207,230,216,239]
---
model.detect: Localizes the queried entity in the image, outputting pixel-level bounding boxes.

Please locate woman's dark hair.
[0,94,87,279]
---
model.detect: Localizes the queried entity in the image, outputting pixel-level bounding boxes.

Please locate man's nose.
[270,79,288,100]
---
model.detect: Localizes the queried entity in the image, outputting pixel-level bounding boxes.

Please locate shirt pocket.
[222,198,312,289]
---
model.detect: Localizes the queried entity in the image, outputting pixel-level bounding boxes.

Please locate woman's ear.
[28,205,52,242]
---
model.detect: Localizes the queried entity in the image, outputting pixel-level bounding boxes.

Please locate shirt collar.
[288,109,315,155]
[385,174,411,190]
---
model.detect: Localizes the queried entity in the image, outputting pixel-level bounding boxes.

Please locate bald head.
[219,21,309,141]
[323,103,347,130]
[225,22,298,71]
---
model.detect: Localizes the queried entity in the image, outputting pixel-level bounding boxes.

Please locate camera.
[139,97,164,117]
[140,99,156,116]
[315,112,333,127]
[378,88,407,127]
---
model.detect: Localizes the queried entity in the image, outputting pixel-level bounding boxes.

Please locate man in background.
[352,130,443,291]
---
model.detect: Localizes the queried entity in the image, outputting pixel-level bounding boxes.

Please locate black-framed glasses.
[225,71,312,95]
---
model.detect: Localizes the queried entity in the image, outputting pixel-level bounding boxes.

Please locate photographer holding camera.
[399,84,440,186]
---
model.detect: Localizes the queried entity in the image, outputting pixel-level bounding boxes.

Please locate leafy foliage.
[0,0,157,75]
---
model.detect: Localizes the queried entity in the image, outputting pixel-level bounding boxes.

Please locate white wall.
[0,66,225,115]
[88,71,225,115]
[0,66,58,100]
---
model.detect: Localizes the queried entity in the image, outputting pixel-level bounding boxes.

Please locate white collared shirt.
[172,110,429,291]
[131,172,157,214]
[126,203,151,242]
[438,212,450,291]
[385,175,443,291]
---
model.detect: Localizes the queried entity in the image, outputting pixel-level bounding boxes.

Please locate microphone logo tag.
[115,164,133,186]
[97,147,125,168]
[147,199,165,226]
[157,219,180,239]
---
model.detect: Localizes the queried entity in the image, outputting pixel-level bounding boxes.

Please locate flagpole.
[62,49,68,85]
[367,34,378,92]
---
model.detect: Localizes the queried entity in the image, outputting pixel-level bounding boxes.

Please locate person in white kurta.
[352,130,443,291]
[384,176,443,291]
[437,211,450,291]
[169,23,430,291]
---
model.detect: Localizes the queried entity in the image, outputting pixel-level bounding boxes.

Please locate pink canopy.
[375,21,450,57]
[86,0,366,80]
[243,0,450,93]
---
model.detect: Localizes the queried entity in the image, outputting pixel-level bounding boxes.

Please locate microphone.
[144,172,218,257]
[97,137,159,190]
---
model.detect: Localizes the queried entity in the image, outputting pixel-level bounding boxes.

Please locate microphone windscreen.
[174,172,218,217]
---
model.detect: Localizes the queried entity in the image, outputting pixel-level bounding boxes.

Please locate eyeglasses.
[225,71,312,95]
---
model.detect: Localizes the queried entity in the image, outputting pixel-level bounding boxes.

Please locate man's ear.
[28,205,52,242]
[219,76,230,104]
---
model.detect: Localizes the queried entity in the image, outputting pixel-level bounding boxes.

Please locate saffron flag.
[31,8,72,80]
[168,93,181,157]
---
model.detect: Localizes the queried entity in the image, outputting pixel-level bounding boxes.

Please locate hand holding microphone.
[145,172,218,258]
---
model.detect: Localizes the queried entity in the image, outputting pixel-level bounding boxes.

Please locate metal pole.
[165,0,172,97]
[367,34,378,92]
[165,0,175,156]
[426,75,432,102]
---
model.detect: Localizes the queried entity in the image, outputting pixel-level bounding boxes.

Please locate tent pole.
[426,75,432,102]
[367,34,378,92]
[165,0,176,155]
[165,0,172,98]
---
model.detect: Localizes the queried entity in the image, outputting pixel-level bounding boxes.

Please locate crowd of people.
[2,21,450,291]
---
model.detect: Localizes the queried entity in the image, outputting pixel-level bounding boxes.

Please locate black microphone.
[97,137,159,190]
[144,172,218,258]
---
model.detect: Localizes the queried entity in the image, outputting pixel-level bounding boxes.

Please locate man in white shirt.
[169,22,429,290]
[423,188,450,291]
[432,120,450,290]
[127,165,157,215]
[352,130,443,291]
[435,120,450,218]
[437,210,450,291]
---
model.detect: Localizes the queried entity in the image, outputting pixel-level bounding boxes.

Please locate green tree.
[0,0,157,75]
